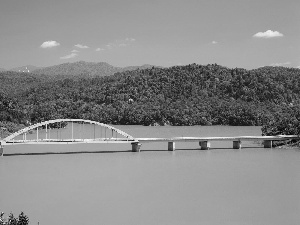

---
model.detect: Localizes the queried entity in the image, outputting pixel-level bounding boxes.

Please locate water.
[1,126,300,225]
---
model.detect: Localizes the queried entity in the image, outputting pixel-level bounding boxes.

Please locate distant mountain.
[9,65,41,73]
[33,61,156,77]
[33,61,118,76]
[122,64,155,71]
[0,68,6,72]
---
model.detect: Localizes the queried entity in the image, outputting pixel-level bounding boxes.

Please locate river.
[0,125,300,225]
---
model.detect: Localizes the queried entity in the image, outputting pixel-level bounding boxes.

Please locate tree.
[17,212,29,225]
[7,213,17,225]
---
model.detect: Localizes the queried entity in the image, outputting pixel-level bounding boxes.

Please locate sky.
[0,0,299,69]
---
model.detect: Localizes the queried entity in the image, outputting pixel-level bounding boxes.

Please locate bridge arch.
[3,119,135,143]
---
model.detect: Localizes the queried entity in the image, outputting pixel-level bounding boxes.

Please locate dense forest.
[1,63,300,139]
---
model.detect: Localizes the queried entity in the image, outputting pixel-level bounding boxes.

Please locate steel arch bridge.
[1,119,135,146]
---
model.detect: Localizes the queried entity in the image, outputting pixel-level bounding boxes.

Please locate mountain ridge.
[5,61,298,77]
[32,61,156,77]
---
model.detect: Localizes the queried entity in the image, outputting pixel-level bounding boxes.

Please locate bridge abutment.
[263,140,273,148]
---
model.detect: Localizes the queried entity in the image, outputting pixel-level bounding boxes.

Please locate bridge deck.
[1,135,299,154]
[3,135,299,145]
[131,135,300,151]
[4,138,134,145]
[135,135,300,142]
[2,119,298,155]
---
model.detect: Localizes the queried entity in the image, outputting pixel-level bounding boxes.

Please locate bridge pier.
[264,140,273,148]
[0,142,3,156]
[233,140,242,149]
[199,141,210,150]
[131,142,142,152]
[168,142,175,151]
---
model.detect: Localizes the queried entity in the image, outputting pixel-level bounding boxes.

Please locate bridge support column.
[264,140,273,148]
[168,142,175,151]
[233,140,242,149]
[0,142,3,156]
[199,141,210,150]
[131,142,142,152]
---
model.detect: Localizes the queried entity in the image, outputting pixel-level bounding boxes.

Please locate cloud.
[40,40,60,48]
[106,38,136,49]
[253,30,284,38]
[296,66,300,69]
[95,48,104,51]
[212,41,218,44]
[270,62,291,67]
[71,49,79,53]
[125,38,136,42]
[60,53,78,59]
[75,44,89,49]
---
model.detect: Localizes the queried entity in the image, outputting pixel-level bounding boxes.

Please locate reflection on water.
[1,126,300,225]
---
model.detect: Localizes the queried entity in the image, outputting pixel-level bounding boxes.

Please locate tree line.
[0,212,29,225]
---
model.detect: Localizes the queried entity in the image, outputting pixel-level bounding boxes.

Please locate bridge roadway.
[1,135,298,154]
[131,135,300,151]
[0,118,299,155]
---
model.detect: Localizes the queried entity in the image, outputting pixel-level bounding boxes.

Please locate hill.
[1,63,300,131]
[1,63,298,126]
[33,61,155,77]
[9,65,41,73]
[0,71,53,97]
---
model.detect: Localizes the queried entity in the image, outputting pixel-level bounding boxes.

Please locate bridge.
[0,118,299,156]
[0,119,136,155]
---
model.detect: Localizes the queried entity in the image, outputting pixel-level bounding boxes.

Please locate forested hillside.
[1,63,300,137]
[33,61,155,77]
[0,71,51,96]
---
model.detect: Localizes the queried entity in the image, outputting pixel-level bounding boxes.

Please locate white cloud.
[270,62,291,67]
[71,49,79,53]
[105,38,136,49]
[297,66,300,69]
[40,40,60,48]
[60,53,78,59]
[125,38,136,42]
[95,48,104,51]
[75,44,89,49]
[212,41,218,44]
[253,30,284,38]
[106,44,113,49]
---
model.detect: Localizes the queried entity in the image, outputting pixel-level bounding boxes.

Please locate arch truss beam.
[2,119,135,144]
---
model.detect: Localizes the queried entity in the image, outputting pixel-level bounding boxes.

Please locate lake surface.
[1,125,300,225]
